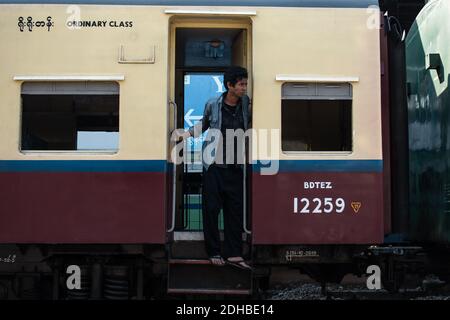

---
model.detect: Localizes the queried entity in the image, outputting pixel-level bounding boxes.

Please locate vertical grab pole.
[167,100,178,233]
[243,138,251,235]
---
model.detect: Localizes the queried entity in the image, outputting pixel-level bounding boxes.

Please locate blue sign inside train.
[184,73,224,152]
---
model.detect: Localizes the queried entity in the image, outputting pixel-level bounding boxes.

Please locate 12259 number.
[293,197,345,214]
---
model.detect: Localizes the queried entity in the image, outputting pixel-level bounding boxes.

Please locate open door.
[168,21,251,240]
[166,18,253,295]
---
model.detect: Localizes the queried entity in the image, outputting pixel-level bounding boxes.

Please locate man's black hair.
[224,66,248,91]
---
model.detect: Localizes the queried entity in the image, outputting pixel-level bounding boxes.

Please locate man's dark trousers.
[202,164,243,258]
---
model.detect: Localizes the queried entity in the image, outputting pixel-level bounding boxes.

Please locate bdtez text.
[304,181,333,189]
[294,197,345,214]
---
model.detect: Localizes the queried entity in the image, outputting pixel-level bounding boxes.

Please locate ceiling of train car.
[380,0,426,33]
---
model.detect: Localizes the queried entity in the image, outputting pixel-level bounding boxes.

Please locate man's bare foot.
[226,257,252,270]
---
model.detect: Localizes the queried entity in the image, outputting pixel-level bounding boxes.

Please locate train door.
[167,17,253,295]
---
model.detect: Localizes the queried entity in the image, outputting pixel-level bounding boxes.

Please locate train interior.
[168,24,253,294]
[172,26,249,235]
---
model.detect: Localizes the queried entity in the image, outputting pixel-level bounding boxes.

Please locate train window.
[20,82,119,152]
[176,28,240,68]
[281,83,352,152]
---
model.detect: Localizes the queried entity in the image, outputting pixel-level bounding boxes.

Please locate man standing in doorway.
[178,66,251,270]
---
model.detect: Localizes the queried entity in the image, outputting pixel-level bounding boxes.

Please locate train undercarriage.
[2,240,450,299]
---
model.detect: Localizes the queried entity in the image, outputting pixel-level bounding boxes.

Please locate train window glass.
[176,28,243,68]
[281,83,352,152]
[20,82,119,152]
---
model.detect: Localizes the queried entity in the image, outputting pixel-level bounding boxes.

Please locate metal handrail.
[167,100,178,233]
[243,142,252,235]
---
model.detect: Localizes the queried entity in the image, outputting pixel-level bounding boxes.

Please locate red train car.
[0,0,425,299]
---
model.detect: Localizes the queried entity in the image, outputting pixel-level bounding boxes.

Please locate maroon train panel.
[252,172,384,244]
[0,172,166,243]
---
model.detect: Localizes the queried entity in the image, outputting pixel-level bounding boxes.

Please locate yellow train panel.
[0,5,169,160]
[252,7,381,161]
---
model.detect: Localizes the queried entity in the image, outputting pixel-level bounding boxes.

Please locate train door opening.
[167,21,254,293]
[169,21,251,244]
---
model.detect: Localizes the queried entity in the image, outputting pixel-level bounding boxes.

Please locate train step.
[167,259,252,295]
[170,232,251,259]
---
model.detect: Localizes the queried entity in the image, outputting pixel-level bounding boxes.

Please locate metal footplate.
[167,259,252,296]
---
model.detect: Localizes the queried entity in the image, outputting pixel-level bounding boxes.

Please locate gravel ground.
[265,282,450,300]
[264,268,450,300]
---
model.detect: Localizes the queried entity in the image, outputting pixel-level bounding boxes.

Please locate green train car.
[406,0,450,244]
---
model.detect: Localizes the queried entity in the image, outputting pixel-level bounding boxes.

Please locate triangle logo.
[351,202,362,213]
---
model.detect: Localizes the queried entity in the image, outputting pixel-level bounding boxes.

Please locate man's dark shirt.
[215,100,245,167]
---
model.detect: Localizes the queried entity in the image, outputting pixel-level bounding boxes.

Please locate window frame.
[19,81,120,155]
[280,82,354,155]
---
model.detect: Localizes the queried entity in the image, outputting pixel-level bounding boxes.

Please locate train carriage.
[405,0,450,282]
[0,0,391,299]
[406,0,450,245]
